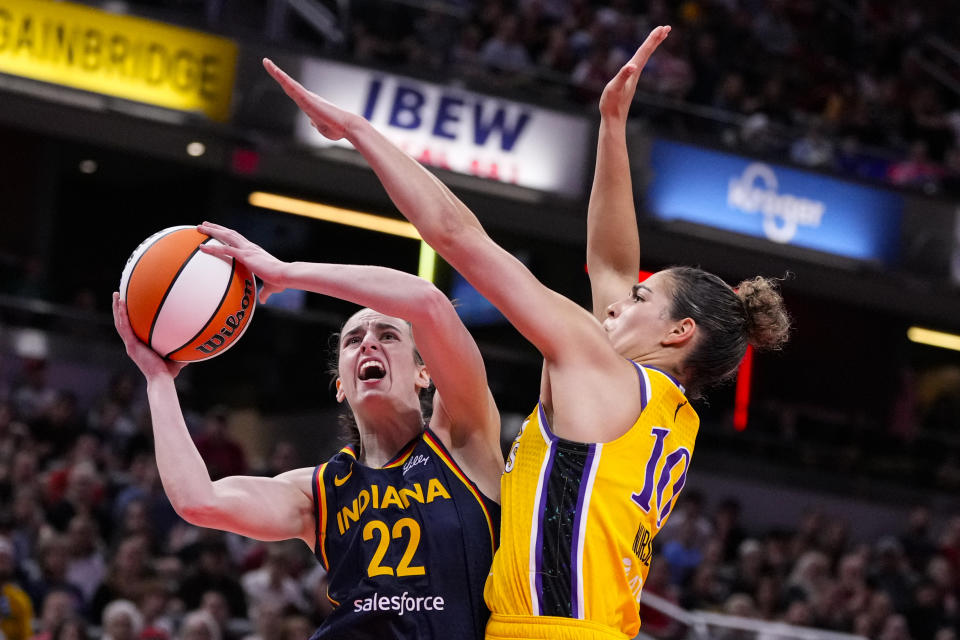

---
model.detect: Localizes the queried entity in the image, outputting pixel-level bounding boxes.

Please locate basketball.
[119,225,257,362]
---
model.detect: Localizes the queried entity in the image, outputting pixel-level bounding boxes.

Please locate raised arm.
[262,60,617,371]
[587,26,670,319]
[196,223,498,445]
[112,293,316,546]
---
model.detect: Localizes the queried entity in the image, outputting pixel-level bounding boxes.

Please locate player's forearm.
[345,117,485,250]
[587,118,640,278]
[146,376,217,518]
[282,262,443,322]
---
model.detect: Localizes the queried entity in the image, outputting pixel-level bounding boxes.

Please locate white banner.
[295,59,590,197]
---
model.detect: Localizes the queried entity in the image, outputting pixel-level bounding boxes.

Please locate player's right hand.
[112,292,185,379]
[197,222,288,304]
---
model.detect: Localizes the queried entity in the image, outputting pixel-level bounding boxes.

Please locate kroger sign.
[294,59,591,197]
[647,139,903,263]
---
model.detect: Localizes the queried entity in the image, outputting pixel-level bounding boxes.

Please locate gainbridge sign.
[0,0,237,121]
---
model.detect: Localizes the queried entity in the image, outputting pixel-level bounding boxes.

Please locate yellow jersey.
[484,363,699,639]
[0,582,34,640]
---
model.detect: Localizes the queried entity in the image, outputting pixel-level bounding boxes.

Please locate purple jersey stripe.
[569,443,597,618]
[533,439,556,615]
[630,361,649,410]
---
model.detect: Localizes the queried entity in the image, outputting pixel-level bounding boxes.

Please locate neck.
[634,354,687,387]
[355,404,423,468]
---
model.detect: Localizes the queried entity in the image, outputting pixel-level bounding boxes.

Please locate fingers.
[605,24,669,101]
[262,58,303,96]
[113,292,128,334]
[198,243,237,260]
[198,221,246,247]
[259,283,281,304]
[611,62,638,90]
[112,293,138,349]
[112,292,123,331]
[628,25,671,70]
[263,58,314,111]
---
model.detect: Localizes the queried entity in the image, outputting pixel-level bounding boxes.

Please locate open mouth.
[358,360,386,381]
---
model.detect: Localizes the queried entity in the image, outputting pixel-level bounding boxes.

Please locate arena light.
[250,191,438,283]
[249,192,421,240]
[418,243,437,283]
[733,346,754,431]
[907,327,960,352]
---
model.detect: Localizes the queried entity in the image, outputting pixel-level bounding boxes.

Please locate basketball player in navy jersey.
[111,224,502,640]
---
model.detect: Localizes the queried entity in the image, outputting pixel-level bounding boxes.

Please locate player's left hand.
[197,222,288,304]
[599,25,671,122]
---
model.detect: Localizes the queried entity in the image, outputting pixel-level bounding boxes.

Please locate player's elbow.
[409,283,453,322]
[172,495,224,528]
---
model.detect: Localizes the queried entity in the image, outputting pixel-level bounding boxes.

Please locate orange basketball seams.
[124,228,207,345]
[166,262,256,360]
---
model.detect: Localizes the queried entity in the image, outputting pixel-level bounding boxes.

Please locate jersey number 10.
[630,427,691,528]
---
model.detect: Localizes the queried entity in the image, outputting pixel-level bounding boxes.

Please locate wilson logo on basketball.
[195,279,255,355]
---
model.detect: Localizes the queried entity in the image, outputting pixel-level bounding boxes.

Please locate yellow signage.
[0,0,237,121]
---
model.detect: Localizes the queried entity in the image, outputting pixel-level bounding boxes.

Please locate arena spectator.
[64,515,105,606]
[138,579,175,640]
[47,616,89,640]
[177,610,220,640]
[44,460,109,535]
[89,536,153,624]
[239,543,310,617]
[100,599,143,640]
[193,409,247,481]
[12,358,57,423]
[25,535,84,615]
[278,614,312,640]
[198,591,235,640]
[0,535,34,640]
[32,588,79,640]
[479,15,533,73]
[178,540,247,620]
[252,442,299,479]
[30,391,86,465]
[888,141,945,189]
[241,600,283,640]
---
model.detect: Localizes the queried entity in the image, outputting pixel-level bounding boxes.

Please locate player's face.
[336,309,428,409]
[602,271,679,359]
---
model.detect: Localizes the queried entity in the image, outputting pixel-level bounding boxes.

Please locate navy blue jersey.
[309,427,500,640]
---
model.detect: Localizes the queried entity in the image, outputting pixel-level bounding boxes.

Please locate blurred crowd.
[0,356,331,640]
[344,0,960,193]
[0,349,959,640]
[647,493,960,640]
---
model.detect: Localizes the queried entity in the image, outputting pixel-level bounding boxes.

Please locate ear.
[663,317,696,347]
[414,364,431,392]
[335,378,346,403]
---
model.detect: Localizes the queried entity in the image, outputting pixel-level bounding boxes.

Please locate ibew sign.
[295,58,591,197]
[647,139,903,263]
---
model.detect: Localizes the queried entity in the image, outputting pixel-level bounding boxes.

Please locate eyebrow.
[633,284,653,296]
[340,321,405,344]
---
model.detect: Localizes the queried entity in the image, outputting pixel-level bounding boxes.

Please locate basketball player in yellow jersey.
[265,33,791,639]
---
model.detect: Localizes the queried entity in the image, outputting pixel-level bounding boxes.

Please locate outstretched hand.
[196,222,288,304]
[599,25,671,121]
[113,292,185,379]
[263,58,356,141]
